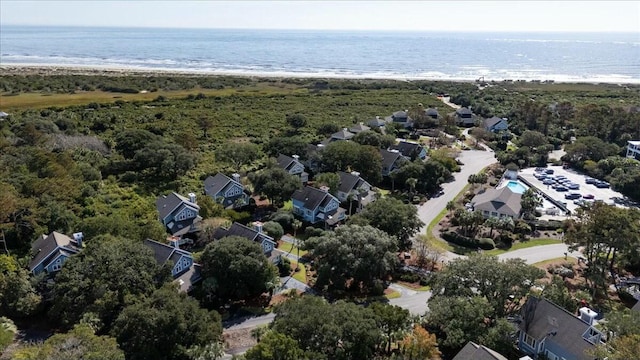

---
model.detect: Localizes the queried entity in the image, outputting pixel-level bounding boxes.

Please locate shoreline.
[2,64,639,86]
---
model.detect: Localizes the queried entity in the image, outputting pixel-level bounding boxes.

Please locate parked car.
[556,186,568,192]
[595,181,610,188]
[535,167,547,173]
[568,183,580,190]
[543,179,554,185]
[583,194,595,199]
[565,193,581,200]
[545,169,555,174]
[585,177,596,184]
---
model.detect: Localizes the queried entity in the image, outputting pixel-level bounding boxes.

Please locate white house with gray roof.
[29,231,83,275]
[471,187,522,219]
[204,172,250,208]
[336,171,376,212]
[143,239,201,292]
[156,192,201,237]
[276,154,308,183]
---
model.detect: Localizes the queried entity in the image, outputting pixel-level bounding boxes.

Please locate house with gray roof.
[425,107,440,120]
[29,231,83,275]
[143,239,200,292]
[471,187,522,219]
[455,107,476,127]
[337,171,376,213]
[349,123,371,134]
[483,116,509,133]
[385,110,413,128]
[292,186,345,226]
[156,192,202,237]
[330,128,355,141]
[212,222,277,259]
[276,154,308,183]
[367,116,387,129]
[518,297,603,360]
[204,173,250,209]
[389,141,428,161]
[452,341,508,360]
[380,149,408,177]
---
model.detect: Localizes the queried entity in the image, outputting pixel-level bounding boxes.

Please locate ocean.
[1,25,639,83]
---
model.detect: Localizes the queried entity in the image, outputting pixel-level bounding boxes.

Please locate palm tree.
[520,188,542,219]
[406,178,418,196]
[484,216,500,238]
[292,220,302,271]
[446,200,456,217]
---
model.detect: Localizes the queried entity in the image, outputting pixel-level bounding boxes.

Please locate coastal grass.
[484,238,563,255]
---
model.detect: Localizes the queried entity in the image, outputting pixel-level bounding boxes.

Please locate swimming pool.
[506,181,528,194]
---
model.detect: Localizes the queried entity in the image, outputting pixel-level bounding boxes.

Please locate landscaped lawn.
[533,256,577,267]
[289,261,307,283]
[279,242,308,257]
[384,289,401,299]
[484,238,562,255]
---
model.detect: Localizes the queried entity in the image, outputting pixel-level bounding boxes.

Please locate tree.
[0,317,17,353]
[216,142,261,172]
[285,113,307,130]
[264,136,308,158]
[200,236,278,304]
[399,325,441,360]
[132,140,196,180]
[313,172,340,195]
[590,334,640,360]
[0,255,42,318]
[320,141,382,184]
[353,130,395,149]
[565,203,640,298]
[539,276,578,313]
[262,221,284,241]
[12,324,125,360]
[48,235,170,332]
[244,331,306,360]
[271,296,382,360]
[446,201,456,216]
[249,167,301,206]
[426,295,494,349]
[115,129,158,159]
[430,254,545,317]
[370,303,410,354]
[483,217,500,238]
[353,197,424,250]
[112,284,222,360]
[196,116,214,138]
[597,308,640,338]
[520,188,542,219]
[304,225,398,293]
[518,130,548,148]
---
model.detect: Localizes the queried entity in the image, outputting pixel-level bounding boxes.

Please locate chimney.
[188,192,197,204]
[232,173,241,183]
[351,171,360,177]
[319,185,330,193]
[579,307,597,325]
[73,232,84,248]
[253,221,264,233]
[292,154,299,160]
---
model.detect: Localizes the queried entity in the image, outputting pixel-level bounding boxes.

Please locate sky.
[1,1,639,33]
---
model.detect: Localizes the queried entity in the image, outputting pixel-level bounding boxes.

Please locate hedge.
[530,220,565,231]
[441,231,495,250]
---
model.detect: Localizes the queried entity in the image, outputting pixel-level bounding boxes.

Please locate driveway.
[388,283,432,315]
[497,243,579,265]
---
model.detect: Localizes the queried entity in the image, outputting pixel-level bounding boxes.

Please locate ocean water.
[1,25,639,83]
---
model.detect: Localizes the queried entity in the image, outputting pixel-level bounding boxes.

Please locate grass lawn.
[289,261,307,283]
[378,188,390,197]
[279,242,308,257]
[484,238,563,256]
[533,256,577,267]
[384,289,401,299]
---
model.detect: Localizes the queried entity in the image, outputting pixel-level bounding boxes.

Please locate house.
[204,173,250,208]
[276,154,309,183]
[212,221,277,259]
[367,116,387,129]
[518,297,603,360]
[143,239,201,292]
[156,192,202,236]
[455,107,475,127]
[292,186,346,226]
[28,231,83,275]
[304,143,325,173]
[385,110,413,128]
[425,107,440,120]
[349,122,371,134]
[452,341,508,360]
[336,171,376,212]
[389,141,428,161]
[483,116,509,132]
[330,128,355,141]
[380,149,408,177]
[626,140,640,161]
[470,186,522,219]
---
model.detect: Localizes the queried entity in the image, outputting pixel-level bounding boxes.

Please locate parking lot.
[520,165,633,215]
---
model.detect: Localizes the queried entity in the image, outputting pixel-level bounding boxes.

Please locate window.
[545,350,558,360]
[51,258,63,272]
[523,333,536,348]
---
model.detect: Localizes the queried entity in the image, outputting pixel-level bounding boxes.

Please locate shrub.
[441,231,495,250]
[478,238,496,249]
[277,257,291,276]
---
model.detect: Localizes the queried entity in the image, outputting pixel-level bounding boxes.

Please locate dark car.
[545,169,555,174]
[556,186,568,192]
[595,181,610,188]
[583,194,595,199]
[585,177,596,184]
[565,193,581,200]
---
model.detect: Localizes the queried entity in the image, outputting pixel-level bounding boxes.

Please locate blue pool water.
[506,181,528,194]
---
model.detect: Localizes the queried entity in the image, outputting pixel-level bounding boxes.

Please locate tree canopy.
[249,167,301,206]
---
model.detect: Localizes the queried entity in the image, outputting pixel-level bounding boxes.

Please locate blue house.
[380,149,409,177]
[204,173,250,208]
[483,116,509,133]
[212,222,278,261]
[292,186,346,225]
[389,141,428,161]
[518,297,602,360]
[455,107,475,127]
[276,154,309,183]
[156,192,201,237]
[143,239,201,292]
[28,232,83,275]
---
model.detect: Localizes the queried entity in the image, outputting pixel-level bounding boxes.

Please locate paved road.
[224,313,276,331]
[497,243,579,264]
[388,283,432,315]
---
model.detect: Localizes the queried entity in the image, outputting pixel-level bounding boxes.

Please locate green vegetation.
[484,237,562,255]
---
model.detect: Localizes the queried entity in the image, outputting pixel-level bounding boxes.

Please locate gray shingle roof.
[331,129,355,140]
[471,187,522,217]
[292,186,333,210]
[389,141,423,159]
[632,299,640,312]
[380,149,403,170]
[204,173,236,197]
[484,116,506,129]
[349,123,371,133]
[456,107,473,116]
[425,108,439,117]
[143,238,192,266]
[212,222,276,245]
[276,154,295,170]
[520,297,598,360]
[453,342,508,360]
[29,232,79,272]
[337,171,363,194]
[368,117,387,127]
[156,192,198,220]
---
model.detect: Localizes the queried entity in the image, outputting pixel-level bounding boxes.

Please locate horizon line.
[2,23,639,34]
